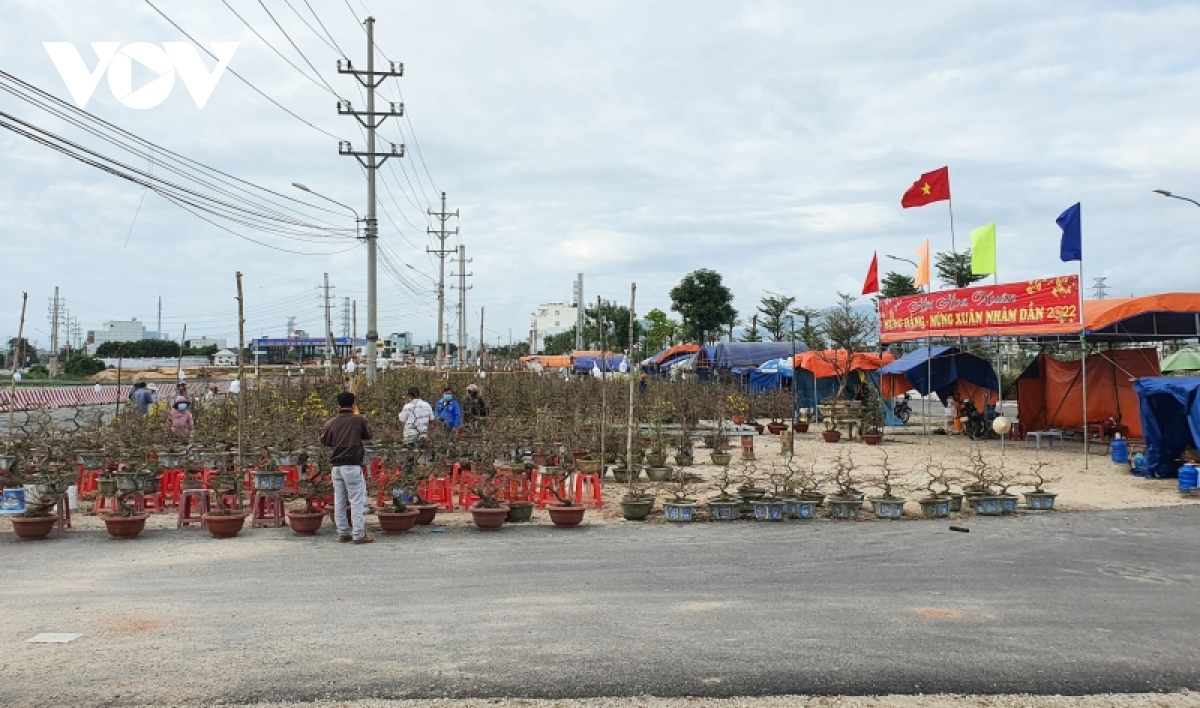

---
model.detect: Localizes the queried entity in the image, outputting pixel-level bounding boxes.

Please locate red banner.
[879,275,1081,338]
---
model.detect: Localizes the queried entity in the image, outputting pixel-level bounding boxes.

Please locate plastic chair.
[573,473,603,509]
[416,476,454,511]
[534,472,567,509]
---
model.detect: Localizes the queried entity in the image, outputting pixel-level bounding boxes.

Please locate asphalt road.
[2,508,1198,706]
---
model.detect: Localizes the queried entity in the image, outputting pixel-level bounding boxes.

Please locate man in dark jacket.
[463,383,488,424]
[319,391,373,544]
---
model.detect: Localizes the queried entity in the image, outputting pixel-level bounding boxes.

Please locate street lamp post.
[1153,189,1200,208]
[292,183,362,238]
[885,254,918,268]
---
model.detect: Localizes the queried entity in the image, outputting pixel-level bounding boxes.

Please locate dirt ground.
[54,422,1198,534]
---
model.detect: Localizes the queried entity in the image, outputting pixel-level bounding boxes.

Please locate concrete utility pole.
[157,295,162,336]
[478,306,485,367]
[9,292,28,442]
[322,273,335,372]
[47,286,61,376]
[574,273,584,351]
[450,245,472,365]
[338,17,405,383]
[341,297,351,339]
[427,192,459,367]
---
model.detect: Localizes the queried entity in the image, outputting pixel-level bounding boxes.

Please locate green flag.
[970,222,997,275]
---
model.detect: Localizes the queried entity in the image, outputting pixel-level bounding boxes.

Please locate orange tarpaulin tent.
[520,355,572,369]
[1016,348,1160,438]
[654,343,699,364]
[793,350,894,379]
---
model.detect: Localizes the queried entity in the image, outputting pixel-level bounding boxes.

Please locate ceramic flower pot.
[506,501,535,522]
[10,515,56,540]
[645,466,673,482]
[784,498,818,520]
[547,504,586,527]
[918,497,951,518]
[862,433,883,445]
[619,496,654,521]
[869,496,906,519]
[102,513,150,539]
[469,504,509,530]
[411,504,440,526]
[709,452,732,466]
[752,500,786,521]
[286,510,326,535]
[202,512,248,539]
[376,509,419,534]
[662,500,696,522]
[822,430,842,443]
[1024,492,1057,510]
[707,498,741,521]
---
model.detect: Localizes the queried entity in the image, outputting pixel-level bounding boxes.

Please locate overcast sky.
[3,0,1199,352]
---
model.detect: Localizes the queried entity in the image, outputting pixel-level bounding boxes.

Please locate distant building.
[530,302,578,353]
[213,349,238,367]
[185,337,227,351]
[87,318,148,354]
[387,332,414,352]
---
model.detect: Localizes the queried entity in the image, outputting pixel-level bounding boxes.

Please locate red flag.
[862,252,879,295]
[901,166,951,208]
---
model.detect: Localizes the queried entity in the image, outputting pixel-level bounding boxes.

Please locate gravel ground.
[222,693,1200,707]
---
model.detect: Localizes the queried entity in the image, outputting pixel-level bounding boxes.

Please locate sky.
[3,0,1200,353]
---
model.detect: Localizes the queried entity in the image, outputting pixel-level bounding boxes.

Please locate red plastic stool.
[279,465,301,492]
[77,470,100,498]
[573,473,603,509]
[457,472,483,510]
[159,470,183,507]
[535,472,567,509]
[141,490,167,513]
[55,494,72,530]
[740,435,755,453]
[177,489,211,529]
[1008,422,1027,441]
[251,490,285,528]
[417,476,454,511]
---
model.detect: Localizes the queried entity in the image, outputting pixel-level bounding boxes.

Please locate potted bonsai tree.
[100,481,152,539]
[203,456,248,538]
[619,474,656,521]
[1023,460,1059,510]
[736,463,767,516]
[706,461,742,521]
[827,451,865,519]
[753,464,791,521]
[961,447,1003,516]
[659,466,700,522]
[866,450,906,519]
[784,459,823,520]
[916,458,953,519]
[6,456,60,541]
[860,384,885,445]
[286,451,333,536]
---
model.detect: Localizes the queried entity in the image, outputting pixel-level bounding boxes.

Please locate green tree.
[935,250,987,289]
[62,355,106,377]
[880,272,921,298]
[6,337,33,367]
[642,308,680,353]
[542,330,575,356]
[817,293,875,396]
[758,294,796,341]
[791,307,826,351]
[669,269,736,345]
[739,313,762,342]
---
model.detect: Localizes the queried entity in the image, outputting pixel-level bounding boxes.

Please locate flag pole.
[947,194,958,254]
[1080,260,1089,470]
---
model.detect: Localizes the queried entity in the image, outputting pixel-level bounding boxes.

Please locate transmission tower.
[450,245,472,364]
[1091,277,1110,300]
[427,192,459,366]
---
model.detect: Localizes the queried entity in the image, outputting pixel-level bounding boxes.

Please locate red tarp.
[1016,348,1161,438]
[793,350,894,379]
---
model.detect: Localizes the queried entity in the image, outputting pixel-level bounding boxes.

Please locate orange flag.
[914,239,931,288]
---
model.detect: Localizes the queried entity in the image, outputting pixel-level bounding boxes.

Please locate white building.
[213,349,238,367]
[530,302,578,353]
[186,337,227,350]
[86,318,147,354]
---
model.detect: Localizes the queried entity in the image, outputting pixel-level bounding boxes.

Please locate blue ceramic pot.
[1024,492,1057,510]
[784,498,818,520]
[662,501,696,522]
[752,500,786,521]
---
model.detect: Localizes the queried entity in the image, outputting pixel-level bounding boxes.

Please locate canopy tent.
[1161,349,1200,374]
[790,350,893,411]
[698,342,809,371]
[747,357,794,394]
[694,345,719,380]
[1133,377,1200,478]
[881,293,1200,343]
[571,351,627,373]
[1016,348,1160,438]
[655,343,700,365]
[880,346,999,410]
[639,347,670,371]
[520,355,572,370]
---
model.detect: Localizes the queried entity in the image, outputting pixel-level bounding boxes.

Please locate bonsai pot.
[674,454,694,467]
[968,496,1005,516]
[286,510,326,535]
[828,497,864,520]
[1024,492,1057,510]
[506,501,535,522]
[784,498,818,520]
[412,503,440,526]
[547,504,586,527]
[646,452,668,468]
[610,467,637,483]
[869,496,906,519]
[377,509,420,534]
[731,415,746,426]
[202,512,248,538]
[998,494,1019,515]
[662,499,696,522]
[753,499,786,521]
[753,423,765,435]
[531,453,551,466]
[10,515,56,540]
[709,452,732,466]
[577,457,601,475]
[800,492,826,507]
[619,496,654,521]
[469,503,509,530]
[822,430,842,443]
[946,493,965,512]
[793,422,810,433]
[738,488,766,514]
[645,466,673,482]
[102,513,150,539]
[766,422,788,435]
[252,471,287,492]
[918,497,952,518]
[707,498,741,521]
[862,433,883,445]
[602,452,618,464]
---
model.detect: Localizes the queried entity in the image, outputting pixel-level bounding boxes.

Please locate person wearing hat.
[168,396,194,441]
[463,383,488,424]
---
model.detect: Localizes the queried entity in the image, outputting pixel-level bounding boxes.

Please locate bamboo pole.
[626,283,636,497]
[235,272,246,502]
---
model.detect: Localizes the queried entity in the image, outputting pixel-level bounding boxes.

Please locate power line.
[219,0,342,98]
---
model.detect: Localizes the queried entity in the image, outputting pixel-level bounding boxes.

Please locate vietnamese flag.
[901,167,951,208]
[862,252,879,295]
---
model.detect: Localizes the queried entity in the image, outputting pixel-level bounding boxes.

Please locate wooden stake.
[235,271,246,503]
[8,292,27,443]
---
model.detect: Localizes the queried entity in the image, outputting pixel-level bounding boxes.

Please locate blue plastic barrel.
[0,487,26,515]
[1179,464,1198,493]
[1110,435,1129,465]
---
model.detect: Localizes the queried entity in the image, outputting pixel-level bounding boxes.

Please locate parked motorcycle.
[893,394,912,424]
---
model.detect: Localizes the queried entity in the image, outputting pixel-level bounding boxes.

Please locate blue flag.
[1057,202,1081,262]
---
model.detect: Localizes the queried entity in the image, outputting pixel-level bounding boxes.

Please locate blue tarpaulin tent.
[748,358,793,393]
[1133,377,1200,478]
[571,353,627,373]
[879,346,999,406]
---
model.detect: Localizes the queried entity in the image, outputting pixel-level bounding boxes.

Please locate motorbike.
[892,394,912,424]
[959,399,994,440]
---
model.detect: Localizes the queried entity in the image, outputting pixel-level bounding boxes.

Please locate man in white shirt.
[344,356,358,394]
[399,386,434,445]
